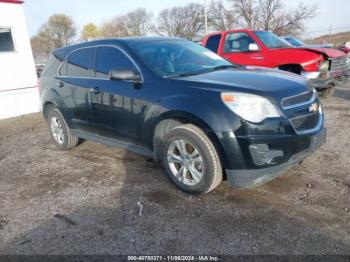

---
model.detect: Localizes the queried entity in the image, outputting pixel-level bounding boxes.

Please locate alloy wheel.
[167,139,204,186]
[50,116,65,144]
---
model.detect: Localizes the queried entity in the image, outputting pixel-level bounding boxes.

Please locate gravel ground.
[0,84,349,255]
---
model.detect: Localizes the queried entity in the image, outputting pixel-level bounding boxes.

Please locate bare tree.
[232,0,258,29]
[269,2,318,35]
[156,3,205,40]
[124,8,153,36]
[257,0,282,31]
[208,0,237,31]
[30,35,49,62]
[98,8,153,38]
[99,16,129,38]
[228,0,318,35]
[37,14,76,51]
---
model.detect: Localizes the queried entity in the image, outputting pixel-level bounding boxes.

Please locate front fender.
[144,94,232,145]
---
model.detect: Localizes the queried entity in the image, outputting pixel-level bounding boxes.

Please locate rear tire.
[161,124,223,194]
[47,108,79,150]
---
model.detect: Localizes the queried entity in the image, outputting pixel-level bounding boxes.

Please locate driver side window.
[224,33,257,53]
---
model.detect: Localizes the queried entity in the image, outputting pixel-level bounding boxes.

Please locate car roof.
[53,36,185,60]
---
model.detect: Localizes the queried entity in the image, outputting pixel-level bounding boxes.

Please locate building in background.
[0,0,38,120]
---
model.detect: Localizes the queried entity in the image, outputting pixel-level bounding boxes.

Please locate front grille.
[281,90,314,109]
[330,57,349,71]
[290,112,320,132]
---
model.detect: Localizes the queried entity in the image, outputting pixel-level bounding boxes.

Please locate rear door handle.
[90,86,101,94]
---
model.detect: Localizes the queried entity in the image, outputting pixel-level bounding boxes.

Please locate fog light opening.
[249,144,284,166]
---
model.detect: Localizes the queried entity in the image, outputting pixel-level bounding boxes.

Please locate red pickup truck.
[202,30,350,97]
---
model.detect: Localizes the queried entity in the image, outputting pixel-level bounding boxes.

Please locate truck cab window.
[224,32,257,53]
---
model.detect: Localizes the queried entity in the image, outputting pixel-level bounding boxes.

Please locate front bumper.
[301,71,333,90]
[330,67,350,85]
[301,67,350,90]
[224,128,326,188]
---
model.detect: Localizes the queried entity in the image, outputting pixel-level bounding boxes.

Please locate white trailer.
[0,0,38,120]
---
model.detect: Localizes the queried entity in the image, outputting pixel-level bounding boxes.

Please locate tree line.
[31,0,318,61]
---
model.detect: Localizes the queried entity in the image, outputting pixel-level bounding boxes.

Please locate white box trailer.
[0,0,39,120]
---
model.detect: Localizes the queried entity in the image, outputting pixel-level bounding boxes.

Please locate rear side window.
[205,34,222,53]
[60,47,94,77]
[41,53,62,78]
[94,46,136,79]
[0,28,15,52]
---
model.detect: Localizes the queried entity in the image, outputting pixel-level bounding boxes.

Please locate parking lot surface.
[0,84,350,255]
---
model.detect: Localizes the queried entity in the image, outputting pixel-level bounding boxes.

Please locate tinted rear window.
[60,47,94,77]
[41,53,61,78]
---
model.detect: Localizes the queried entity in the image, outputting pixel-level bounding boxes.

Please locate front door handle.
[90,86,101,94]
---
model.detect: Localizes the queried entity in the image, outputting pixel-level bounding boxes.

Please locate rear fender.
[40,87,73,127]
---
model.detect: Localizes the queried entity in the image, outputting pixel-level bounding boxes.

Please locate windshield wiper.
[164,64,237,79]
[272,45,288,49]
[164,70,206,78]
[210,64,237,71]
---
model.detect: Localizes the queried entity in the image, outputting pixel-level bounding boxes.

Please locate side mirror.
[109,69,142,83]
[248,43,259,52]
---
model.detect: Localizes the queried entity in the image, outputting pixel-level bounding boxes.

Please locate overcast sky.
[23,0,350,38]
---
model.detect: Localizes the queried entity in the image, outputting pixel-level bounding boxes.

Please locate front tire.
[161,124,223,194]
[47,108,79,150]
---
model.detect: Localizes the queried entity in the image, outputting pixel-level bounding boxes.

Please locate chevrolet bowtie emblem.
[309,103,319,113]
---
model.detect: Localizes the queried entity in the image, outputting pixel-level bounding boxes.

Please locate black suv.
[40,37,326,194]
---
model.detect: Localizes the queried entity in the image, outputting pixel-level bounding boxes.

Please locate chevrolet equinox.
[40,37,326,194]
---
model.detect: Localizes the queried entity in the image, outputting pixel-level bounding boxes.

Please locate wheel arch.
[151,111,229,170]
[278,64,303,75]
[42,101,55,121]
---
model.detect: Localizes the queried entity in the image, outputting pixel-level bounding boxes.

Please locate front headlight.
[221,92,280,123]
[319,60,329,71]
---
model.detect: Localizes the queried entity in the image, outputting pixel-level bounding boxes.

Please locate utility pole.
[328,24,332,44]
[204,0,208,35]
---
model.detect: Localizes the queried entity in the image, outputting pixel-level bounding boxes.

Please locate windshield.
[254,31,291,49]
[284,37,305,47]
[128,39,233,78]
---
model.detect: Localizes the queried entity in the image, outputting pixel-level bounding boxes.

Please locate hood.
[306,44,333,49]
[277,46,346,58]
[303,47,347,58]
[173,66,311,102]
